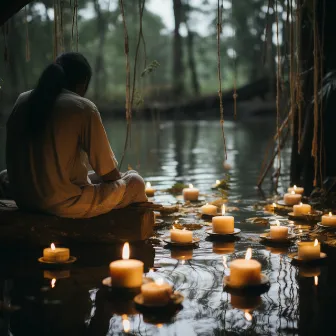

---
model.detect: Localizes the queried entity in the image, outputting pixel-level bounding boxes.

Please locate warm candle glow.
[314,276,318,286]
[222,205,226,216]
[291,190,295,195]
[299,202,303,206]
[245,248,252,260]
[189,184,193,188]
[216,180,220,185]
[145,182,151,188]
[294,185,297,190]
[272,202,276,207]
[274,220,280,226]
[222,256,228,268]
[329,212,332,217]
[314,239,318,247]
[157,324,163,328]
[174,220,179,225]
[155,278,164,286]
[181,259,185,265]
[122,243,130,260]
[122,315,130,333]
[51,243,55,250]
[51,278,56,288]
[244,311,252,321]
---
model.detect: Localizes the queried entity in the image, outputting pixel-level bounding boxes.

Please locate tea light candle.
[109,243,144,288]
[141,278,173,306]
[200,203,218,216]
[145,182,155,197]
[287,185,304,194]
[212,205,234,234]
[229,248,261,287]
[321,212,336,226]
[43,243,70,262]
[170,225,193,243]
[270,221,288,239]
[183,184,199,201]
[298,239,321,260]
[293,203,311,215]
[284,191,302,205]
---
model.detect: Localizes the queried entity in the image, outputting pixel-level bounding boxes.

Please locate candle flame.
[299,202,303,206]
[222,256,228,268]
[222,205,226,216]
[155,278,164,286]
[122,242,130,260]
[51,243,55,250]
[122,315,130,333]
[244,310,252,321]
[189,184,193,188]
[291,190,295,195]
[245,248,252,260]
[299,229,303,234]
[294,185,297,190]
[145,182,151,188]
[314,276,318,286]
[314,239,318,247]
[157,324,163,328]
[51,278,56,288]
[216,180,220,185]
[272,202,276,207]
[329,212,332,217]
[172,225,176,230]
[181,259,185,265]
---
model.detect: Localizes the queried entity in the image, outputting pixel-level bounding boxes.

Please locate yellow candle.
[321,212,336,226]
[298,239,320,260]
[43,243,70,262]
[200,203,218,216]
[293,202,312,215]
[270,221,288,239]
[287,185,304,194]
[182,184,199,201]
[213,241,235,254]
[170,226,193,243]
[284,191,302,205]
[141,278,173,305]
[212,205,234,234]
[109,243,144,288]
[229,248,261,287]
[145,182,155,197]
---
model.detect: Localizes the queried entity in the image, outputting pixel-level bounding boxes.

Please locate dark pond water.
[0,119,335,336]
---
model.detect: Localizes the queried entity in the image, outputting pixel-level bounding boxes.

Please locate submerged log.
[0,200,154,245]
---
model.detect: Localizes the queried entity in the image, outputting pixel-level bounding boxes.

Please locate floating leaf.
[210,198,228,207]
[245,217,269,226]
[166,183,188,194]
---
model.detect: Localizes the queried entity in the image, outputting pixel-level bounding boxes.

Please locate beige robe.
[6,89,126,218]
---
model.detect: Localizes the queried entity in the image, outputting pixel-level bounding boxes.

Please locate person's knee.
[127,173,145,191]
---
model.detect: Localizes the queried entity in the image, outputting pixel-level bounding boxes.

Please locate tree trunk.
[172,0,184,98]
[186,29,200,95]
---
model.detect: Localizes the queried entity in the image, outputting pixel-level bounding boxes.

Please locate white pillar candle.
[229,248,261,287]
[270,221,288,239]
[109,243,144,288]
[287,185,304,194]
[43,243,70,262]
[284,191,302,205]
[141,278,173,305]
[170,226,193,243]
[182,184,199,201]
[200,203,218,216]
[298,239,321,260]
[212,205,234,234]
[145,182,156,197]
[293,203,312,215]
[321,212,336,226]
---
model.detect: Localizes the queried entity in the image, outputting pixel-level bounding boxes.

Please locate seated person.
[4,52,147,218]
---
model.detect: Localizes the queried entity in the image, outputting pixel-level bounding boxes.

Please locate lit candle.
[212,205,234,234]
[270,221,288,239]
[43,243,70,262]
[145,182,156,197]
[287,185,304,194]
[182,184,199,201]
[298,239,320,260]
[141,278,173,305]
[284,190,302,205]
[229,248,261,287]
[212,241,235,254]
[170,248,193,260]
[122,315,130,333]
[170,225,193,243]
[216,180,221,186]
[200,203,218,216]
[109,243,144,288]
[321,212,336,226]
[293,202,312,215]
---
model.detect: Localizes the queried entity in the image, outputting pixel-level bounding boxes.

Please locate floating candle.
[141,278,173,306]
[109,243,144,288]
[270,221,288,239]
[298,239,320,260]
[200,203,218,216]
[170,225,193,243]
[182,184,199,201]
[293,202,312,215]
[321,212,336,226]
[229,248,262,287]
[43,243,70,262]
[145,182,155,197]
[284,190,302,205]
[212,205,234,234]
[287,185,304,194]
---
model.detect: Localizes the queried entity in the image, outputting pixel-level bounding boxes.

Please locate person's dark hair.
[27,52,92,137]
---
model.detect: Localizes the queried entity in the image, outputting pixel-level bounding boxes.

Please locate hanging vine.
[24,6,30,62]
[231,0,237,119]
[216,0,227,160]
